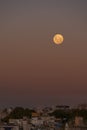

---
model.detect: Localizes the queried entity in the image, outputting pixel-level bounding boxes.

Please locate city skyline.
[0,0,87,108]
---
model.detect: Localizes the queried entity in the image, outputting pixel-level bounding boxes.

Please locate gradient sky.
[0,0,87,108]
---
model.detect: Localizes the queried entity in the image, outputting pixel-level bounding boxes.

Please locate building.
[74,116,83,127]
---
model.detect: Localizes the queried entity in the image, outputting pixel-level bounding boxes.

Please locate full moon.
[53,34,64,44]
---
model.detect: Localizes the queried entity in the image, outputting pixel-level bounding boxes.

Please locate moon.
[53,34,64,45]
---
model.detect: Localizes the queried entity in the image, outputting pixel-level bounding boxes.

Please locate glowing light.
[53,34,64,44]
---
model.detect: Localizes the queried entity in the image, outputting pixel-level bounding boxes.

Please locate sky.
[0,0,87,108]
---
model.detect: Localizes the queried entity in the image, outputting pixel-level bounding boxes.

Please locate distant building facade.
[74,116,83,127]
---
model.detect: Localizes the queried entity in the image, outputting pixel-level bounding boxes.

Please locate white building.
[22,120,31,130]
[31,117,43,126]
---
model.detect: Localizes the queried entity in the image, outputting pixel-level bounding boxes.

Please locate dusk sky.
[0,0,87,108]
